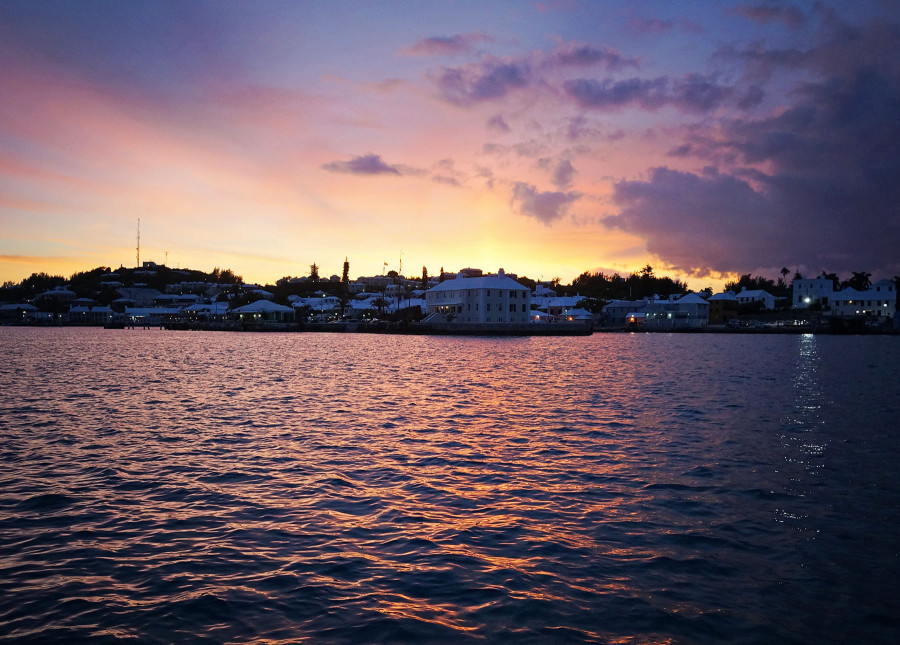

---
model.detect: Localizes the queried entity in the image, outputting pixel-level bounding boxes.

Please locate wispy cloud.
[564,74,736,113]
[321,154,403,176]
[401,33,492,57]
[732,4,806,29]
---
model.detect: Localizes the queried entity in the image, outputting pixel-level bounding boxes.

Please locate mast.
[136,218,141,268]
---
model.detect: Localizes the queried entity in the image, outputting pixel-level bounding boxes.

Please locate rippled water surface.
[1,328,899,643]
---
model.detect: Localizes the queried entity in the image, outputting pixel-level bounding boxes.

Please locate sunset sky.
[1,1,898,290]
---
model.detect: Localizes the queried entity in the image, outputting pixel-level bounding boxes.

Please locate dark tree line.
[563,265,689,303]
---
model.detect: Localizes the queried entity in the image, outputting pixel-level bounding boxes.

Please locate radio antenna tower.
[136,218,141,267]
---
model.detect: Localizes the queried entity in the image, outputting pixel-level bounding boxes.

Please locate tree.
[846,271,872,291]
[781,267,790,285]
[372,297,389,316]
[438,266,445,283]
[309,263,319,282]
[421,266,429,290]
[341,258,349,284]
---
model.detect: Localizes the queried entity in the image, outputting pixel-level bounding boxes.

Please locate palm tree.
[847,271,872,291]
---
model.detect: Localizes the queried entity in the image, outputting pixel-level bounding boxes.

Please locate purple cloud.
[434,59,531,106]
[552,159,576,189]
[605,168,782,275]
[429,40,636,107]
[626,17,675,35]
[564,77,669,110]
[511,182,581,225]
[604,52,900,278]
[401,33,492,57]
[564,74,737,113]
[486,114,511,132]
[733,4,806,29]
[549,42,639,71]
[321,154,402,175]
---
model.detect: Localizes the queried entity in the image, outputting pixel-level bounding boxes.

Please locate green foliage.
[844,271,872,291]
[516,275,537,291]
[724,273,790,298]
[567,270,688,301]
[575,297,606,314]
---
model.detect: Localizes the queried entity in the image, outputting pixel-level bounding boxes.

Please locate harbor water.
[1,328,898,643]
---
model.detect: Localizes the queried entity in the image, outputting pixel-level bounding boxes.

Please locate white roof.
[0,303,38,311]
[428,274,528,293]
[184,302,229,313]
[834,287,865,299]
[676,292,709,305]
[232,300,294,313]
[738,289,774,298]
[546,296,583,307]
[708,291,737,301]
[125,307,182,315]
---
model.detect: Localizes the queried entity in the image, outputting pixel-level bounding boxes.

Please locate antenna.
[136,218,141,267]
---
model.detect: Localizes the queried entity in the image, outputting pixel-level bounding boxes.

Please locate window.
[509,304,516,312]
[486,303,491,311]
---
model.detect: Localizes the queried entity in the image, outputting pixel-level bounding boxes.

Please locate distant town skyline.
[1,1,898,291]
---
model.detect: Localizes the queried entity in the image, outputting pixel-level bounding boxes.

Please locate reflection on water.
[0,328,898,643]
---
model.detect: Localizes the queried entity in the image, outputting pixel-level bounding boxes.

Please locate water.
[1,328,898,644]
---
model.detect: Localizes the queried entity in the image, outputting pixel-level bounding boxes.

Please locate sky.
[1,1,898,290]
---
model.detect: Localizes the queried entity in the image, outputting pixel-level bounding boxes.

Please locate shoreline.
[4,321,897,336]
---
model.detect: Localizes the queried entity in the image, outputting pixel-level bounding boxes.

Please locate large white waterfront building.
[793,274,835,308]
[830,279,896,319]
[425,269,531,323]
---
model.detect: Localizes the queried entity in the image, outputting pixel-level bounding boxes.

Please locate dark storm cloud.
[716,21,900,81]
[733,4,806,29]
[563,74,734,113]
[402,33,492,57]
[511,182,581,224]
[604,22,900,277]
[605,167,778,275]
[321,154,402,175]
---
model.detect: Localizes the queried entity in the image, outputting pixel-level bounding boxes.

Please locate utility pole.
[136,218,141,268]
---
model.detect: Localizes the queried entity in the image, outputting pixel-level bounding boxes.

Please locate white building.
[793,274,835,308]
[830,280,896,319]
[736,287,776,310]
[602,299,649,325]
[644,292,709,329]
[425,269,531,323]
